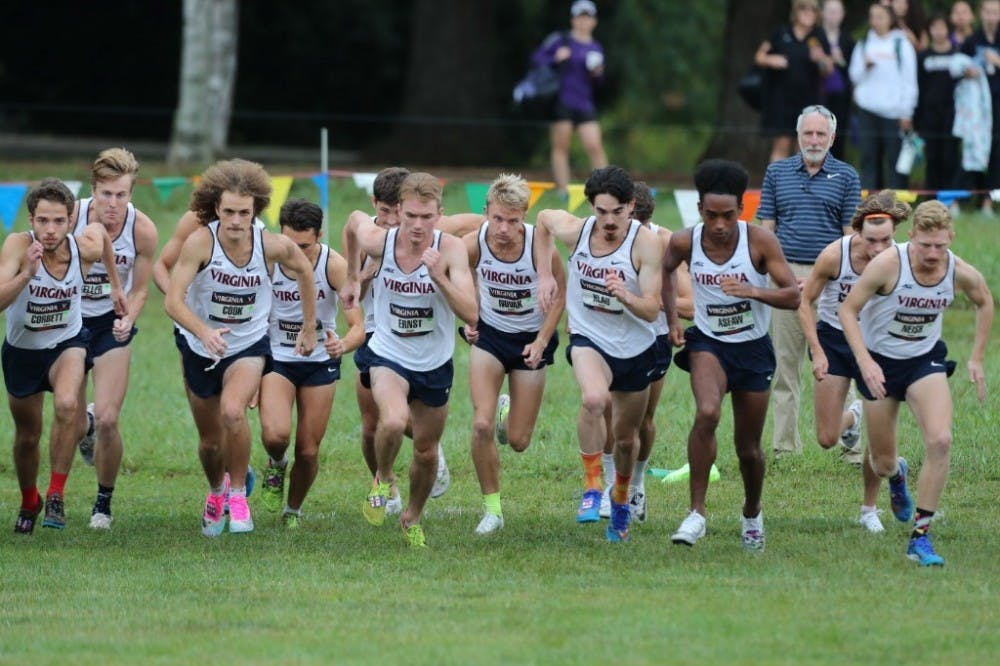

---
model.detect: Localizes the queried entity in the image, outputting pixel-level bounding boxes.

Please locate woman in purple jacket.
[532,0,608,199]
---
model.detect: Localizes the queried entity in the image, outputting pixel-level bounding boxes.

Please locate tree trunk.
[168,0,238,166]
[701,0,782,185]
[369,0,504,165]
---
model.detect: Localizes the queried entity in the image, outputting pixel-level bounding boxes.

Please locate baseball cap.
[571,1,597,17]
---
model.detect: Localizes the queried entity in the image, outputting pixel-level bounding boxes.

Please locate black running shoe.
[42,494,66,529]
[14,499,43,534]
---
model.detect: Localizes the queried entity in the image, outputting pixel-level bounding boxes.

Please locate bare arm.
[661,228,693,347]
[326,248,365,356]
[0,233,36,312]
[839,249,899,400]
[798,242,840,381]
[164,229,223,355]
[153,210,201,294]
[954,258,994,403]
[114,212,159,340]
[78,223,126,315]
[534,209,583,311]
[425,233,478,326]
[266,233,317,357]
[522,247,567,369]
[742,225,801,310]
[607,225,661,322]
[341,213,388,309]
[436,213,483,238]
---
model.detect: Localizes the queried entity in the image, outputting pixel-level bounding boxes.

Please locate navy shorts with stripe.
[813,320,860,381]
[566,334,657,393]
[175,329,272,399]
[2,328,92,398]
[354,332,375,389]
[83,310,137,360]
[474,320,558,373]
[649,333,673,382]
[673,326,775,393]
[858,340,950,402]
[269,358,341,387]
[367,350,453,408]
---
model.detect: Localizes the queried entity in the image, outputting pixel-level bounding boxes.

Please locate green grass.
[1,165,999,664]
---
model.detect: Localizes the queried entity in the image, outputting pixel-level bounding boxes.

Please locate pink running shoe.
[228,493,254,533]
[202,493,226,537]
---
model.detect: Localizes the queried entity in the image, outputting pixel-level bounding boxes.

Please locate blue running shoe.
[246,465,256,498]
[576,489,602,523]
[906,533,944,567]
[888,457,913,522]
[606,498,631,543]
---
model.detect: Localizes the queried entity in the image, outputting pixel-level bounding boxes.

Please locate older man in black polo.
[757,105,861,460]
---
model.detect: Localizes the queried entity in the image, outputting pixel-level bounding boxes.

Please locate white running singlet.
[368,228,454,371]
[74,197,137,318]
[476,221,543,333]
[180,221,271,358]
[689,221,770,343]
[566,217,655,358]
[6,233,84,349]
[269,243,338,363]
[860,242,954,359]
[817,235,861,331]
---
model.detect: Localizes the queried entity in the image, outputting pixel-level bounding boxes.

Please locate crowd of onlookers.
[755,0,1000,216]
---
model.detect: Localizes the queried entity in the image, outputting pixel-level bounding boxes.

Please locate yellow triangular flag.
[566,184,587,213]
[264,176,294,228]
[527,181,554,210]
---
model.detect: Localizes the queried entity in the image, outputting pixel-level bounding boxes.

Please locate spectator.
[755,0,825,163]
[531,0,607,200]
[950,1,976,47]
[916,14,961,191]
[961,0,1000,216]
[818,0,856,161]
[891,0,929,50]
[757,105,861,460]
[849,2,919,190]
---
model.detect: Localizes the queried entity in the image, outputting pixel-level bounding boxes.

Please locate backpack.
[512,32,569,110]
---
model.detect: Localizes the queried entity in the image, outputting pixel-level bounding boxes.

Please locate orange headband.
[863,213,892,220]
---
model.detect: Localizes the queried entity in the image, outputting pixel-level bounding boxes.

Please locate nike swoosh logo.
[328,367,336,372]
[827,173,839,179]
[515,268,527,273]
[930,362,943,367]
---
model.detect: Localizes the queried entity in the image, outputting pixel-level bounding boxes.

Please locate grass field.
[1,166,999,664]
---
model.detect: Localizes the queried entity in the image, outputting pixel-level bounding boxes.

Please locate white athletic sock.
[601,453,615,486]
[270,455,288,468]
[631,458,648,490]
[283,504,301,516]
[861,504,878,514]
[229,487,246,497]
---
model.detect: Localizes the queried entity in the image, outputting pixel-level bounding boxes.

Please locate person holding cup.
[530,0,608,200]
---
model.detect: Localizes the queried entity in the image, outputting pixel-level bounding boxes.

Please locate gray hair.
[796,104,837,134]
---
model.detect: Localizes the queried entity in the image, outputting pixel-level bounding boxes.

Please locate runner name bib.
[389,303,434,336]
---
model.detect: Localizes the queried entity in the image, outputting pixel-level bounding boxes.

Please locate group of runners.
[1,142,991,565]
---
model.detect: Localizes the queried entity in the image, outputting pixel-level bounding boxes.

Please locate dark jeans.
[919,109,958,190]
[856,107,907,190]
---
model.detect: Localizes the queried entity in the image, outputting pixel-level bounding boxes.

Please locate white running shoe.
[671,510,706,546]
[431,447,450,498]
[474,512,504,535]
[858,508,885,533]
[741,511,765,552]
[628,488,647,523]
[88,512,112,530]
[840,399,863,452]
[386,492,403,516]
[599,484,612,519]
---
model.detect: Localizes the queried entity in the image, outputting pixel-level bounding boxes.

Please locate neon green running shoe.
[261,461,286,513]
[363,480,390,526]
[282,512,300,530]
[402,522,427,548]
[495,394,510,446]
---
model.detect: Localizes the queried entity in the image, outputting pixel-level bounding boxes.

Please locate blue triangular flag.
[0,184,28,232]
